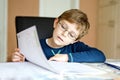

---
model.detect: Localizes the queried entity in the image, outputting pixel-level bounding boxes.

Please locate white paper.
[49,61,107,75]
[17,25,107,75]
[0,62,114,80]
[17,25,57,73]
[0,62,58,80]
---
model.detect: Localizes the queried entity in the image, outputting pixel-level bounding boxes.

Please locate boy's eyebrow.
[60,21,79,37]
[60,21,68,27]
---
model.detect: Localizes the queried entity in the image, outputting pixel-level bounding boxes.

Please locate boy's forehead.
[60,20,81,30]
[60,20,81,34]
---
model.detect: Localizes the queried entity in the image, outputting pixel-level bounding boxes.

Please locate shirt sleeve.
[68,42,106,63]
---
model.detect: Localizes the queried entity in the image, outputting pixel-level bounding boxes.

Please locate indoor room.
[0,0,120,80]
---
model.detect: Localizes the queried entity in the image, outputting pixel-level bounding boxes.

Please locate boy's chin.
[54,41,65,47]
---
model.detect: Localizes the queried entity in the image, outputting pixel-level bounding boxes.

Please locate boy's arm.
[68,42,106,63]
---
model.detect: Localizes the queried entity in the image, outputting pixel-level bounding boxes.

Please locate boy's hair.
[58,9,90,40]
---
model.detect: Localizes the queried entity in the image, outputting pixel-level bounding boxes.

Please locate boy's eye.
[69,33,75,38]
[61,25,67,30]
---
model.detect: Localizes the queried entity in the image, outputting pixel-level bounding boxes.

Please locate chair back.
[15,16,55,40]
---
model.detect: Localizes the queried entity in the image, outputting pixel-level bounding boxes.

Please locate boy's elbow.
[101,54,106,62]
[98,55,106,62]
[88,50,106,63]
[95,51,106,62]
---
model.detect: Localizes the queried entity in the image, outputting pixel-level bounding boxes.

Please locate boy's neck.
[46,38,64,48]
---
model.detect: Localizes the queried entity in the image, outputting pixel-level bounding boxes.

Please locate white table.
[0,61,120,80]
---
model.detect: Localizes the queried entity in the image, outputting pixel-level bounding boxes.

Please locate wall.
[7,0,39,61]
[80,0,98,47]
[0,0,7,62]
[39,0,79,17]
[97,0,120,59]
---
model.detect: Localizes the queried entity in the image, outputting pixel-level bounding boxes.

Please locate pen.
[104,62,120,70]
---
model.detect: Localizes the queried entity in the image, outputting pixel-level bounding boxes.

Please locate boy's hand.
[12,48,25,62]
[49,54,68,62]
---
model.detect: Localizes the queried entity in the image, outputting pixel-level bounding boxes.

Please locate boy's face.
[52,19,80,46]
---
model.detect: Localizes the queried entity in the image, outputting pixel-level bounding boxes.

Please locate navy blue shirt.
[40,39,106,63]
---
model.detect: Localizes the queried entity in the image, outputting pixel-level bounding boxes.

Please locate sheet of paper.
[17,25,107,75]
[17,25,58,73]
[0,62,58,80]
[49,61,107,75]
[0,62,113,80]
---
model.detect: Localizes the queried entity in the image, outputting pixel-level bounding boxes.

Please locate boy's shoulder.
[74,41,85,44]
[70,41,86,46]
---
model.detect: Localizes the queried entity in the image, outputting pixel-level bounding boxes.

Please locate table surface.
[0,60,120,80]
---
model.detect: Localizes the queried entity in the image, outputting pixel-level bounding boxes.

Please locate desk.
[0,61,120,80]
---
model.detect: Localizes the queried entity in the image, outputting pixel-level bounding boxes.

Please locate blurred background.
[0,0,120,62]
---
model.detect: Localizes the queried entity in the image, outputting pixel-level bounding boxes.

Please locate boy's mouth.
[57,36,64,42]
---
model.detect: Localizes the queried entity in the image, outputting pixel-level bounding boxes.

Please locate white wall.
[0,0,7,62]
[39,0,79,17]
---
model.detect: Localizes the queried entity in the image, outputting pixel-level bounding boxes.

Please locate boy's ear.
[53,18,59,28]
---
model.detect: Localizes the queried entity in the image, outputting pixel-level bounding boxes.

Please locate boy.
[12,9,106,62]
